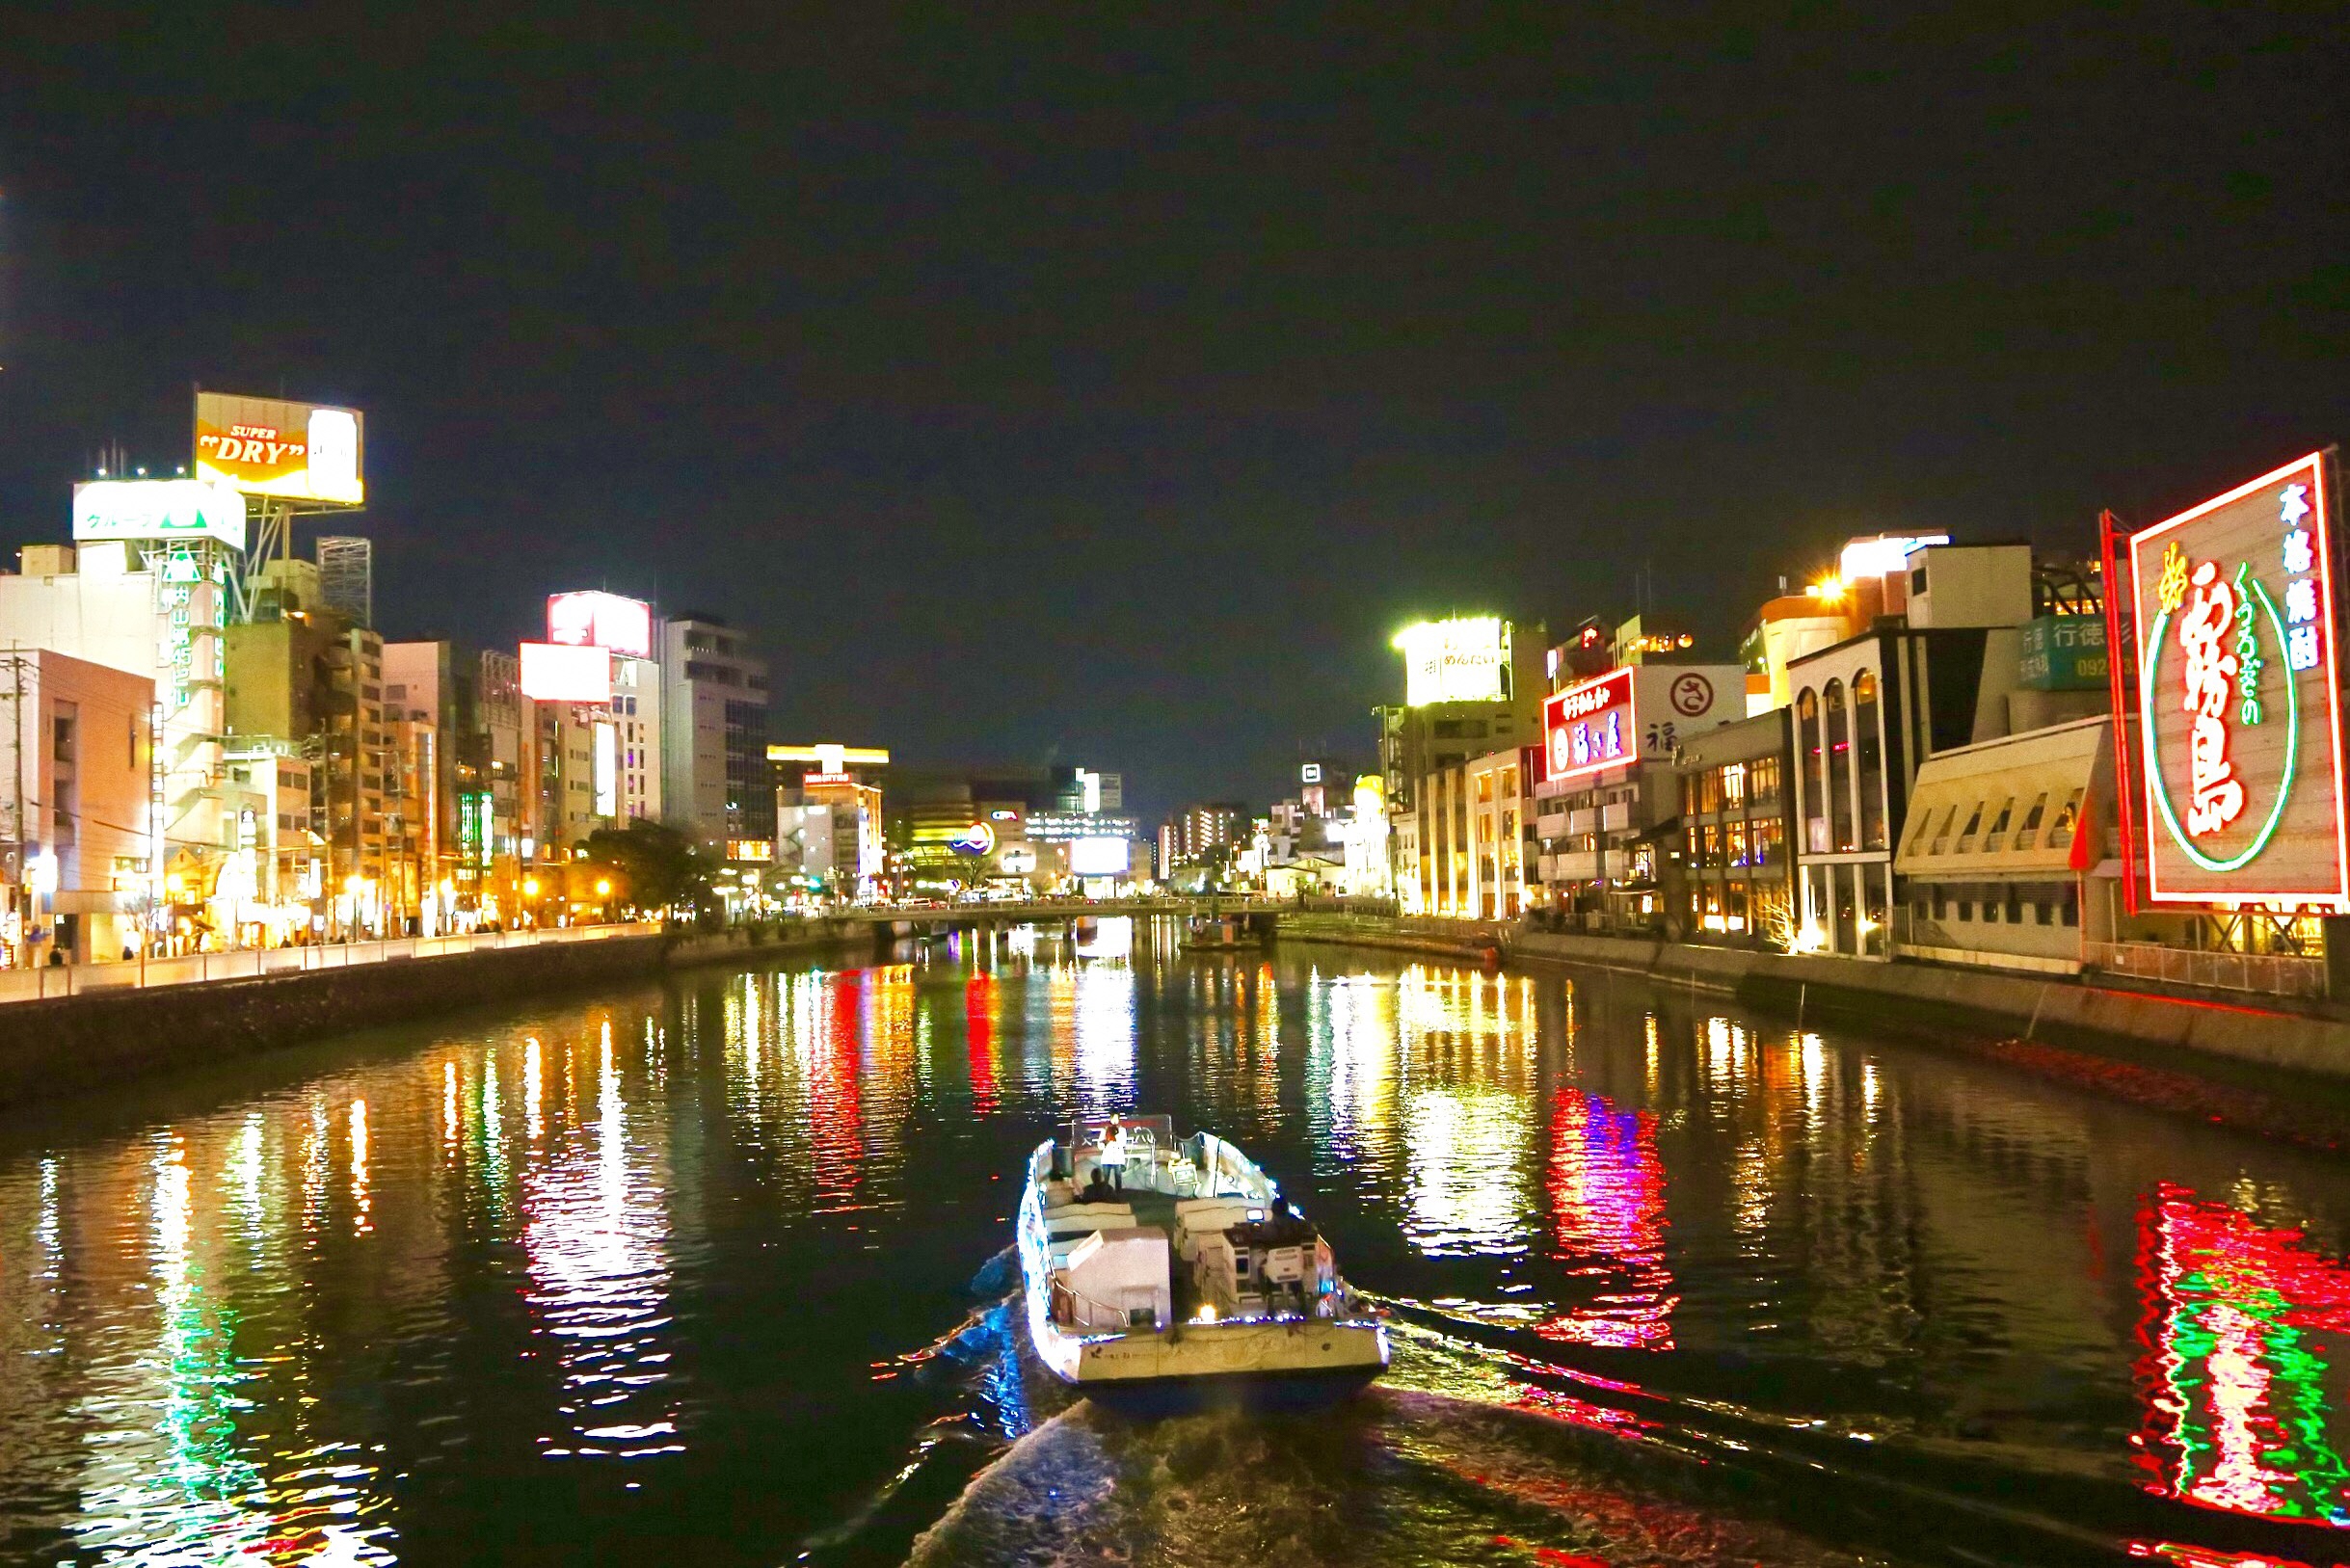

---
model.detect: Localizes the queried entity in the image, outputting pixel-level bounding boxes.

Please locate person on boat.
[1079,1167,1117,1205]
[1099,1118,1127,1191]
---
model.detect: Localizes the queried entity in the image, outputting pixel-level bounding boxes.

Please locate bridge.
[838,897,1276,932]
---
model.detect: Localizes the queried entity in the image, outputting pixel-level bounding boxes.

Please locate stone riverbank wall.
[1276,914,2350,1082]
[0,921,874,1109]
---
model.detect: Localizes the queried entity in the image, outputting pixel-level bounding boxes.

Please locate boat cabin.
[1028,1116,1335,1334]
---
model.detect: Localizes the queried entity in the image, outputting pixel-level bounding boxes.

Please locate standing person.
[1100,1117,1126,1191]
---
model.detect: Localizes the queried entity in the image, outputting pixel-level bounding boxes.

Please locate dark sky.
[2,8,2344,820]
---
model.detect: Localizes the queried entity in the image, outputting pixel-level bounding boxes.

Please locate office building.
[1379,617,1547,912]
[659,614,768,855]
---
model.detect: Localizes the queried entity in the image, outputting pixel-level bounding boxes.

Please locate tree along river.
[1,918,2346,1568]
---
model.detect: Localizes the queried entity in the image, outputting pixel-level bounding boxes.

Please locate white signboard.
[1394,617,1509,706]
[72,480,248,551]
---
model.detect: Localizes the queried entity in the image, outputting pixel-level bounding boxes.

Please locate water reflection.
[0,926,2343,1566]
[523,1023,679,1465]
[2137,1183,2350,1528]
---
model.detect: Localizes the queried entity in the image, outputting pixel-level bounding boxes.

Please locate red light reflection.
[1537,1087,1676,1352]
[966,971,998,1117]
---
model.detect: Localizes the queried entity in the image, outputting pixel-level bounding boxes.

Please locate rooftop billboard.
[194,392,364,506]
[2115,452,2350,912]
[72,479,248,551]
[1394,617,1509,706]
[547,591,654,659]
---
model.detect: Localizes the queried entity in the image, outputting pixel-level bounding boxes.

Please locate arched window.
[1798,689,1827,855]
[1825,680,1855,852]
[1853,669,1884,849]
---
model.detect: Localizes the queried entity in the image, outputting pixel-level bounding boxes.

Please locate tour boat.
[1016,1115,1388,1405]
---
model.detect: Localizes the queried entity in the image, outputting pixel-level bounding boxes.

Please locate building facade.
[0,649,155,963]
[1674,708,1795,946]
[658,614,768,855]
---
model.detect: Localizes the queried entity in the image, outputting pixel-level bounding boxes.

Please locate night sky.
[2,9,2344,820]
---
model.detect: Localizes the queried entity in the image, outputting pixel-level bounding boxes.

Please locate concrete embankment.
[0,921,874,1109]
[1278,913,2350,1083]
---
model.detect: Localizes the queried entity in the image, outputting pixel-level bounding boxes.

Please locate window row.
[1682,814,1785,868]
[1911,882,2079,928]
[1906,787,2082,859]
[1681,755,1782,817]
[1796,673,1885,854]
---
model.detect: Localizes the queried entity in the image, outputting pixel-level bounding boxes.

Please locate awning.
[1893,716,2110,883]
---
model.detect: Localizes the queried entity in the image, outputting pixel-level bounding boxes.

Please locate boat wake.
[806,1266,2337,1568]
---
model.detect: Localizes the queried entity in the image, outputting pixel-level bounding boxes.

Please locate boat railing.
[1051,1276,1160,1333]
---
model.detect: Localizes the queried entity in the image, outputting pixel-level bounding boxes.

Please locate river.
[0,918,2344,1567]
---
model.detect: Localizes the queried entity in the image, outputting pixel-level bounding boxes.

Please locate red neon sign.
[1543,668,1637,784]
[2123,452,2350,912]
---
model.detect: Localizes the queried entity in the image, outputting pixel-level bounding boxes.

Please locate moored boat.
[1179,912,1262,952]
[1016,1115,1388,1406]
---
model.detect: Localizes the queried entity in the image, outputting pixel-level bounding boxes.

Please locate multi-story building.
[1379,616,1546,913]
[1161,802,1243,868]
[611,653,661,824]
[474,650,524,918]
[0,648,155,964]
[0,537,231,929]
[222,746,316,937]
[1530,649,1746,931]
[1418,746,1536,918]
[658,614,768,855]
[1785,543,2037,959]
[383,641,467,930]
[1673,710,1795,946]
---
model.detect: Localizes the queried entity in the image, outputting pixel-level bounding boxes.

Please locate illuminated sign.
[1393,617,1509,706]
[547,591,654,658]
[518,641,613,704]
[72,480,249,551]
[802,771,856,788]
[593,722,618,816]
[1544,669,1636,784]
[1838,532,1950,581]
[193,392,363,505]
[948,821,997,857]
[2121,453,2350,911]
[1544,665,1743,783]
[1300,762,1322,784]
[1070,837,1131,877]
[770,742,891,772]
[999,845,1038,876]
[2018,615,2107,692]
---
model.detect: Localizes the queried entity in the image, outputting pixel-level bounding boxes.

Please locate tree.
[581,821,718,925]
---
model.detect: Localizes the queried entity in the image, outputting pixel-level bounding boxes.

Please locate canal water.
[1,919,2345,1568]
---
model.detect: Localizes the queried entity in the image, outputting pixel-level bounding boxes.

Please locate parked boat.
[1016,1115,1388,1406]
[1180,912,1261,952]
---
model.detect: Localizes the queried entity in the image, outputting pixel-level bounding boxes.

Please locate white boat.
[1016,1115,1388,1406]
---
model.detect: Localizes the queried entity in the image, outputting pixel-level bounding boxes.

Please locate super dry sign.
[194,391,365,505]
[2123,452,2350,910]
